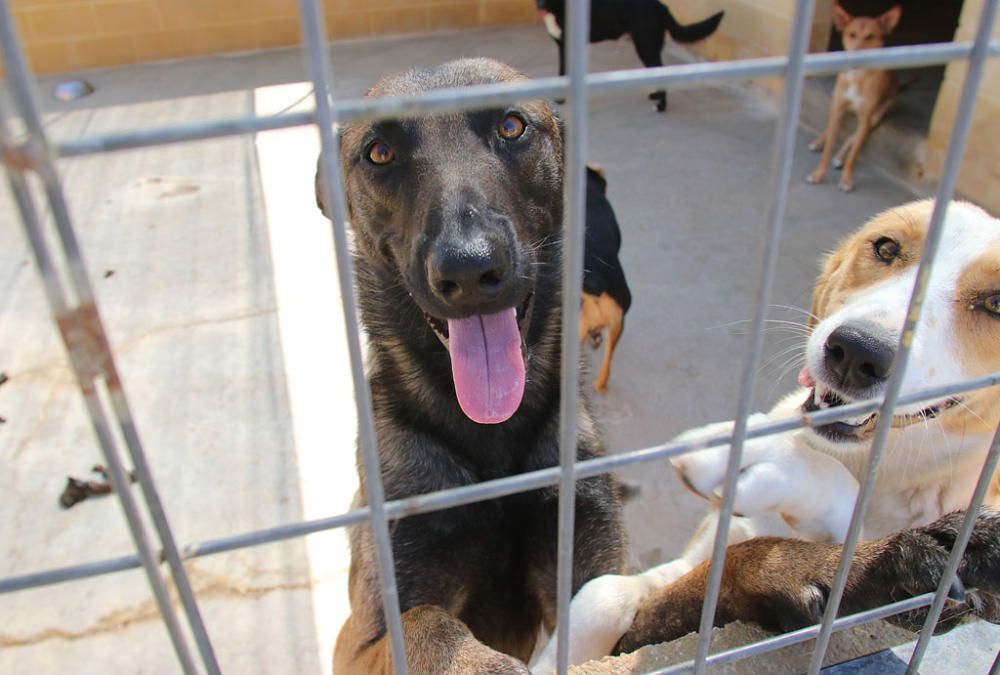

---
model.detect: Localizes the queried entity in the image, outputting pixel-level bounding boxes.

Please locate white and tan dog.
[532,199,1000,670]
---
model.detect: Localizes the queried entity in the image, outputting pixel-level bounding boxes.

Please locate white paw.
[530,573,651,672]
[808,141,822,152]
[671,414,797,518]
[672,418,859,539]
[832,157,844,169]
[838,180,855,192]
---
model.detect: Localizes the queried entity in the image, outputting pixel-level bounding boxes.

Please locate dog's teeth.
[814,388,827,408]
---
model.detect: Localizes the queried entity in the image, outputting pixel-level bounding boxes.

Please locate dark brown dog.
[319,58,625,673]
[317,58,1000,673]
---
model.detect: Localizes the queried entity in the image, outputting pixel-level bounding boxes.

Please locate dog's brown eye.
[873,236,900,263]
[367,140,394,165]
[498,114,526,140]
[984,294,1000,316]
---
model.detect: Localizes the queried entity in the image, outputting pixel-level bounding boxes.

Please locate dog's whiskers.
[768,303,820,322]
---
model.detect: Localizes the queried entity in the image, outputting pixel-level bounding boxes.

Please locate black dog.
[580,166,631,393]
[316,59,1000,673]
[537,0,724,111]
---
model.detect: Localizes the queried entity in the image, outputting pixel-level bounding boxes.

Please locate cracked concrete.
[0,562,313,649]
[1,21,995,675]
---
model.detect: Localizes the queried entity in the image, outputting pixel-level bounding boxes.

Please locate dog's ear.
[832,3,852,32]
[877,5,902,36]
[314,156,332,219]
[808,244,849,327]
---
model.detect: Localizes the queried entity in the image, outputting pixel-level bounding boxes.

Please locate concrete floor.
[0,23,993,675]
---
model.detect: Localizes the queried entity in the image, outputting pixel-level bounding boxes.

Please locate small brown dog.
[807,3,902,192]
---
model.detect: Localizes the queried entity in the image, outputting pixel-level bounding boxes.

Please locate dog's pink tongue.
[447,309,525,424]
[798,366,816,388]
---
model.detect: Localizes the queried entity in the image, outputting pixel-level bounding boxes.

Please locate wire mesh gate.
[2,0,1000,673]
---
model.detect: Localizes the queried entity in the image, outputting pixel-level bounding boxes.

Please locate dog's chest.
[843,70,865,111]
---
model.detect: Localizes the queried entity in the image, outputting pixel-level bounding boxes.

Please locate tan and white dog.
[532,199,1000,670]
[807,3,903,192]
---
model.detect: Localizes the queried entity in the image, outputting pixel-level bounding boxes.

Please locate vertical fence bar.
[905,422,1000,674]
[0,166,200,675]
[554,0,591,672]
[0,4,219,673]
[690,0,815,671]
[806,1,1000,671]
[295,0,409,672]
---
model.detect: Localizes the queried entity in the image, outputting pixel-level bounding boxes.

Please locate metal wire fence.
[1,0,999,673]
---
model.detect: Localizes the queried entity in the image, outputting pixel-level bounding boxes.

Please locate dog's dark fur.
[319,58,625,672]
[580,166,631,392]
[317,58,1000,673]
[536,0,724,111]
[584,167,631,317]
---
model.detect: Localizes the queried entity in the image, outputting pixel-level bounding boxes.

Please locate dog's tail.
[661,6,724,44]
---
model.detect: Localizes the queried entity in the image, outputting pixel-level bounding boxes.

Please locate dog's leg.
[336,606,529,675]
[632,27,668,112]
[833,131,855,169]
[837,107,875,192]
[807,96,847,185]
[531,513,765,670]
[554,38,567,104]
[618,509,1000,655]
[593,300,623,393]
[834,95,893,170]
[869,95,896,128]
[579,293,606,350]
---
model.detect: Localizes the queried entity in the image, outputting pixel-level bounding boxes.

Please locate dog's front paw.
[670,415,779,511]
[649,90,667,113]
[806,168,825,184]
[672,418,856,537]
[838,178,855,192]
[832,157,844,169]
[847,509,1000,633]
[531,574,651,672]
[808,140,824,152]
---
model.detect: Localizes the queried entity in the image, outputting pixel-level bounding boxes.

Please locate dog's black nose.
[427,238,511,309]
[824,322,895,391]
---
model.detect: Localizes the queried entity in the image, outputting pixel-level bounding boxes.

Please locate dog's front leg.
[672,417,859,542]
[618,509,1000,656]
[530,556,697,672]
[837,108,875,191]
[808,95,848,185]
[336,605,529,675]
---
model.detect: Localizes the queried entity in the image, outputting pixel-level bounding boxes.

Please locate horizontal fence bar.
[652,594,936,675]
[3,372,998,596]
[48,40,1000,159]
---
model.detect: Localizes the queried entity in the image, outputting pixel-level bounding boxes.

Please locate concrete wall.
[8,0,538,75]
[924,0,1000,214]
[666,0,834,93]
